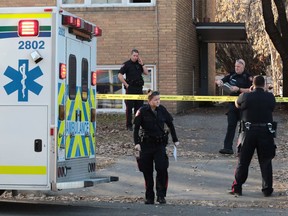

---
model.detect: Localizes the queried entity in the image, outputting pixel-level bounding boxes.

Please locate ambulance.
[0,7,117,195]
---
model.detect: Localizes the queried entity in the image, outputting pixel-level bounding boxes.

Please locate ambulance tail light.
[59,63,67,79]
[18,20,39,37]
[91,71,97,86]
[94,26,102,37]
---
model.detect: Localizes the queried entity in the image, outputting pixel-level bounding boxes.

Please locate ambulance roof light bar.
[62,15,102,41]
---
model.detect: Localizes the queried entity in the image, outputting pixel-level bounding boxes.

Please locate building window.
[96,65,155,111]
[96,69,122,109]
[129,0,151,2]
[91,0,121,3]
[61,0,155,7]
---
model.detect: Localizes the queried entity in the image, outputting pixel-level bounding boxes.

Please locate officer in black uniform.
[118,49,149,131]
[229,75,276,196]
[133,90,179,204]
[215,59,252,154]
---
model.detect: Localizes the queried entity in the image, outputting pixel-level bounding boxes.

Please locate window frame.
[96,65,156,113]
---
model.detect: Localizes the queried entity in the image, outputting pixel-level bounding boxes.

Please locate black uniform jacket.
[236,88,276,123]
[119,59,144,83]
[222,71,252,96]
[133,104,178,144]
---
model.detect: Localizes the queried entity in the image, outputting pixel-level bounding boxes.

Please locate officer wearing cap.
[229,75,276,196]
[215,59,252,154]
[134,90,179,204]
[118,49,149,131]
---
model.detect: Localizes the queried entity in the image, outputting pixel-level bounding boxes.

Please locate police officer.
[215,59,252,154]
[229,75,276,196]
[118,49,149,131]
[134,90,179,204]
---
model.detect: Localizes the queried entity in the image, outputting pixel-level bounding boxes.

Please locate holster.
[125,78,144,87]
[143,131,169,146]
[268,121,277,138]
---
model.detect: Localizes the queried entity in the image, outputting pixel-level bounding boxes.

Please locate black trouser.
[125,86,143,128]
[232,127,276,194]
[224,103,240,150]
[137,142,169,200]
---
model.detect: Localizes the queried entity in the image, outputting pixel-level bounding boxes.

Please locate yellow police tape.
[97,94,288,103]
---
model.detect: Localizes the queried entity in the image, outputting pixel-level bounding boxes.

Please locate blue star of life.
[3,59,43,102]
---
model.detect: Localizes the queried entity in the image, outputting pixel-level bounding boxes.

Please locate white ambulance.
[0,6,117,195]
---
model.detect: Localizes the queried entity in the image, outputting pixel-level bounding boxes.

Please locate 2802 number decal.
[18,41,45,49]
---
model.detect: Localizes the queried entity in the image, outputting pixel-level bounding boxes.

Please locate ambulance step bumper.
[54,176,119,190]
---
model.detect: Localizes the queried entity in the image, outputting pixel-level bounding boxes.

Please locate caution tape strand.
[96,94,288,103]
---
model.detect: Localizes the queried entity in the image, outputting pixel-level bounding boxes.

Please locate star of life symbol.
[3,59,43,102]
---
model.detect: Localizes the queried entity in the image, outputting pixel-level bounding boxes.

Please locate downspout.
[156,0,160,91]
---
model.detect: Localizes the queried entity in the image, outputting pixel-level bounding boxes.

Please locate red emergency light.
[91,71,97,86]
[18,20,39,37]
[59,63,67,79]
[94,26,102,37]
[62,15,77,27]
[62,15,102,41]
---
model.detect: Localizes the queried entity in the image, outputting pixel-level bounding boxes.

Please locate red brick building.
[0,0,216,113]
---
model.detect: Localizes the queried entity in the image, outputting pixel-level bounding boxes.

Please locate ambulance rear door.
[64,38,94,159]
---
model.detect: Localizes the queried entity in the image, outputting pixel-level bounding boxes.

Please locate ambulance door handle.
[34,139,42,152]
[76,110,81,121]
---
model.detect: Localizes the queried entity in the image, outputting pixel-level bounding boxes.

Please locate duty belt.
[244,122,272,131]
[143,135,165,144]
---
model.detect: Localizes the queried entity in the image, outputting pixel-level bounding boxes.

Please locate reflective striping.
[96,94,288,103]
[89,88,96,155]
[0,166,46,175]
[57,83,65,148]
[0,13,52,19]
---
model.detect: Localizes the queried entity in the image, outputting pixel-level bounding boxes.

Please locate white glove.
[134,144,141,151]
[174,141,179,146]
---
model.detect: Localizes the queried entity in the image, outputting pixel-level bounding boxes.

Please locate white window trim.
[96,64,156,113]
[60,0,156,8]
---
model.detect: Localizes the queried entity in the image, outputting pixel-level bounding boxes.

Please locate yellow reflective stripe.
[96,94,288,103]
[0,166,46,175]
[58,83,65,106]
[0,13,52,19]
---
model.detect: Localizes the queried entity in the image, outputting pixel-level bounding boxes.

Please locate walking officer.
[133,90,179,204]
[118,49,149,131]
[229,75,277,196]
[215,59,252,154]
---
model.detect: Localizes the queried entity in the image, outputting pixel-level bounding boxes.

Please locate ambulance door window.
[81,58,88,101]
[69,54,77,100]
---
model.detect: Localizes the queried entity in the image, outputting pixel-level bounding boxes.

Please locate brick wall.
[175,0,198,111]
[0,0,56,7]
[67,7,157,66]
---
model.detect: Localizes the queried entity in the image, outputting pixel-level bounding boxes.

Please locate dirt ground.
[96,104,288,169]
